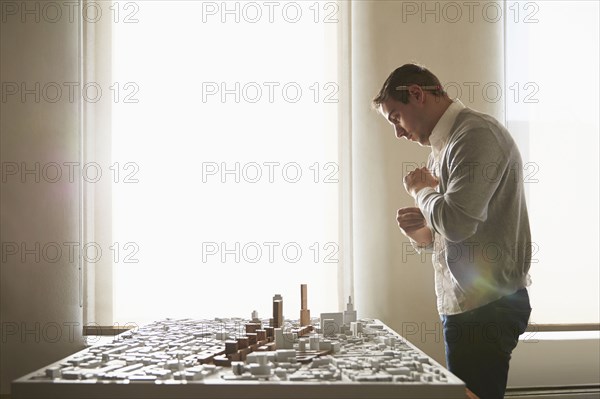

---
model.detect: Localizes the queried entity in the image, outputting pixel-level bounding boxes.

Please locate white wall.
[0,4,84,394]
[509,335,600,387]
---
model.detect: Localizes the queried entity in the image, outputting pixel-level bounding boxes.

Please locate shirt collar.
[429,99,466,158]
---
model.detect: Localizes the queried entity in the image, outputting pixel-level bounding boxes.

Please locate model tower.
[272,294,283,328]
[300,284,311,326]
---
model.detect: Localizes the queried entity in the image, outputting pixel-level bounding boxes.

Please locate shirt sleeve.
[408,225,436,254]
[416,128,509,243]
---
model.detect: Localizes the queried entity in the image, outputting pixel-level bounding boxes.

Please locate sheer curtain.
[107,1,346,325]
[505,0,599,324]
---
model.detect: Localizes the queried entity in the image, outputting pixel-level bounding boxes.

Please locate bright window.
[505,0,599,324]
[110,1,344,324]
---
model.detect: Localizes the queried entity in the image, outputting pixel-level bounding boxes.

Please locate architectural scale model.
[12,285,466,399]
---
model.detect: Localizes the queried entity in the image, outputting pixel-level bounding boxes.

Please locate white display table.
[13,318,466,399]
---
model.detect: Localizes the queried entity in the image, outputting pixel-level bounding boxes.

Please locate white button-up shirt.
[411,100,466,315]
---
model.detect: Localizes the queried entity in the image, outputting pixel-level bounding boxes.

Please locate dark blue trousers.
[441,289,531,399]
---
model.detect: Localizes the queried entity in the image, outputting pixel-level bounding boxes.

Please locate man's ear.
[408,84,423,102]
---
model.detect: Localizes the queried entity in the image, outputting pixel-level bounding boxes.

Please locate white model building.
[344,296,357,325]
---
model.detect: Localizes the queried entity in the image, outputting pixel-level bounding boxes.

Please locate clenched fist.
[397,207,433,247]
[397,207,427,233]
[403,167,438,198]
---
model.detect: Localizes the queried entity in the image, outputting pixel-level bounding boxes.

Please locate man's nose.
[395,125,407,139]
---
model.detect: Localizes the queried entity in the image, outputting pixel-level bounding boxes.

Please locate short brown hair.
[372,63,445,108]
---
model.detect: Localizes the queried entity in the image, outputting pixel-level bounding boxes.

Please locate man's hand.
[397,207,427,233]
[397,207,433,247]
[403,167,438,198]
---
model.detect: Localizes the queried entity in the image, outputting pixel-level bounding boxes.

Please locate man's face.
[380,96,429,146]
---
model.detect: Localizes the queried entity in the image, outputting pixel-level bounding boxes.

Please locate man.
[373,64,532,399]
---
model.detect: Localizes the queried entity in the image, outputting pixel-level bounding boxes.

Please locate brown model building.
[300,283,311,326]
